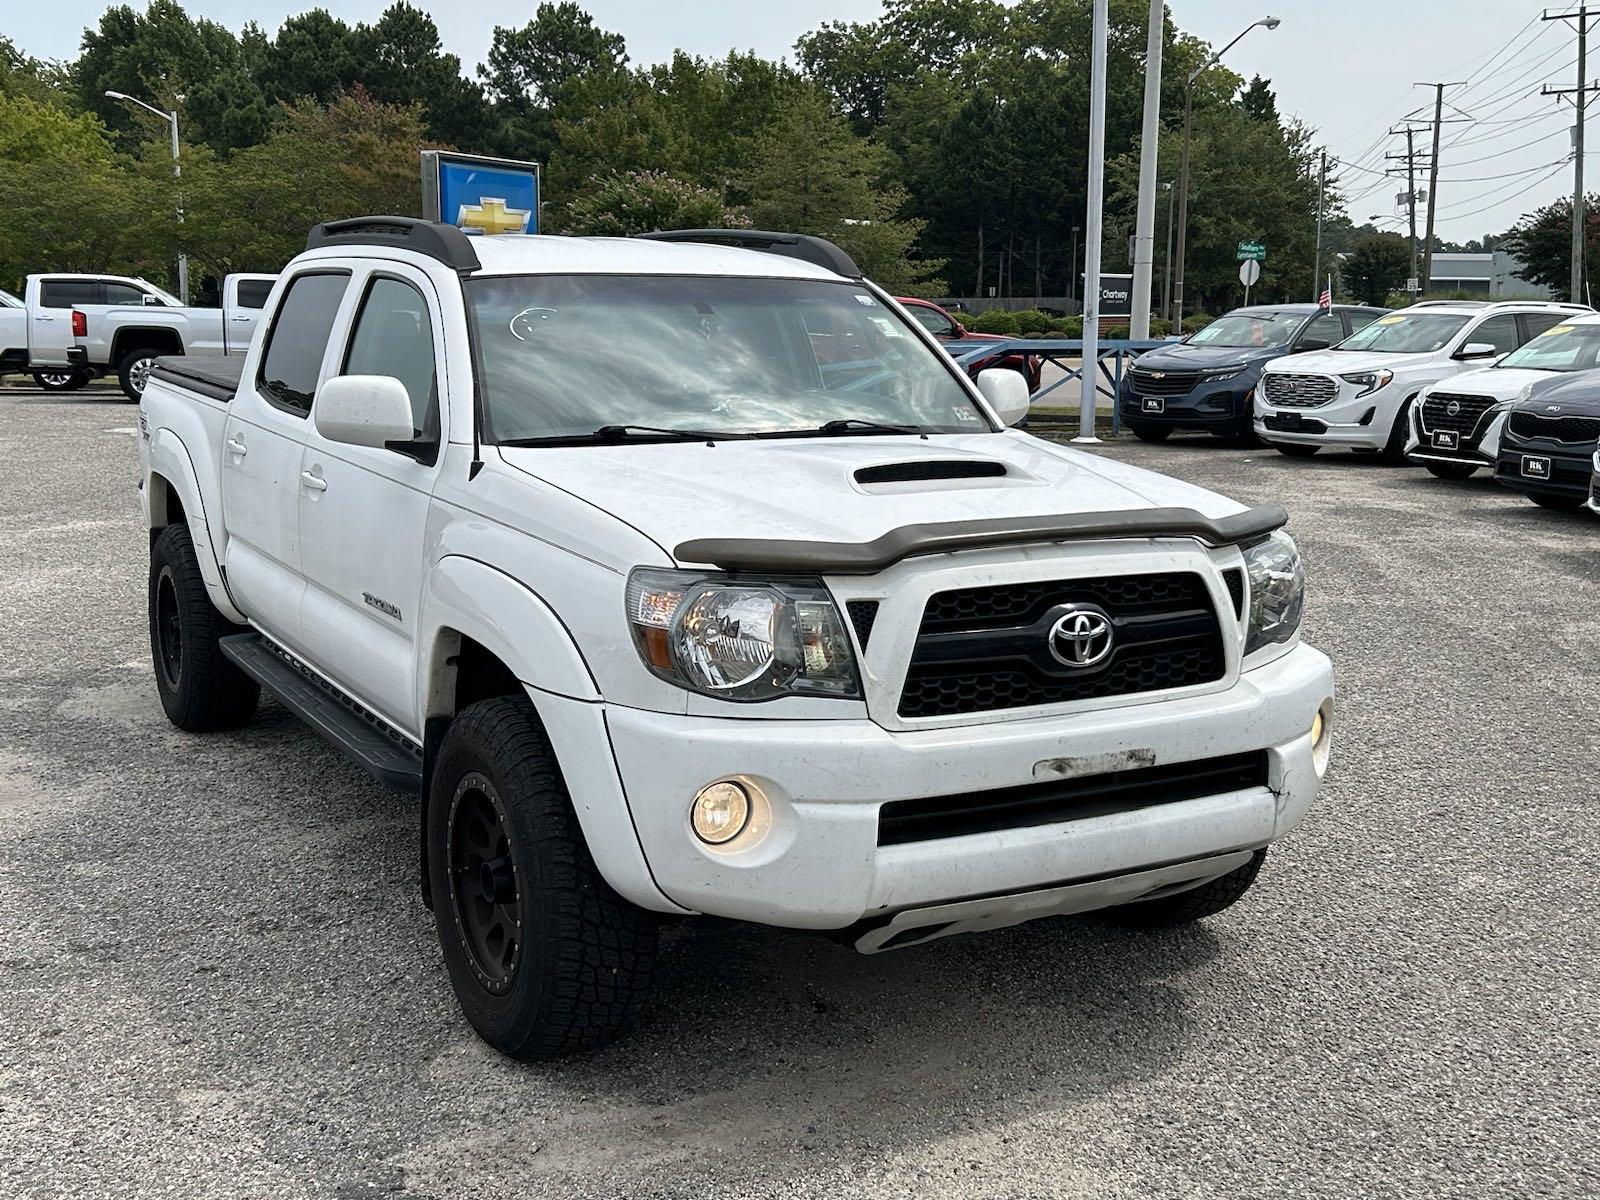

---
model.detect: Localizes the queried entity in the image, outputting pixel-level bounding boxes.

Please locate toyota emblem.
[1048,605,1115,668]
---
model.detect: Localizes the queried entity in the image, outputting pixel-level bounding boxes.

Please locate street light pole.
[1128,0,1165,340]
[106,90,187,304]
[1171,15,1279,328]
[1075,0,1109,444]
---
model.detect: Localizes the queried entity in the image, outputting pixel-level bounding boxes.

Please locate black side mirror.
[1295,339,1330,352]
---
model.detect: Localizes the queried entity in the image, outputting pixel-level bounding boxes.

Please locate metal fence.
[946,338,1171,434]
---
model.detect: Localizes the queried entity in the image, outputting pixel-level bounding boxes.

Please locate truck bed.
[148,355,244,402]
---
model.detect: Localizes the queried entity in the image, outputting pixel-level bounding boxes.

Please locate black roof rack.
[306,216,481,274]
[636,229,862,279]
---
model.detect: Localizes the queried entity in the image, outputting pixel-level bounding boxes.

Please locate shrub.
[1103,323,1130,339]
[1011,308,1052,335]
[1054,314,1084,337]
[1147,317,1172,338]
[969,308,1022,335]
[1181,314,1213,334]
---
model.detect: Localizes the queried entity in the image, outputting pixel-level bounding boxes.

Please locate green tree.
[348,3,491,148]
[1499,194,1600,302]
[561,170,747,235]
[1,36,71,104]
[481,2,627,159]
[1343,233,1410,305]
[742,89,940,293]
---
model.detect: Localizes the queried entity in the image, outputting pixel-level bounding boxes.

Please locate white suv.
[1407,312,1600,479]
[1255,301,1587,462]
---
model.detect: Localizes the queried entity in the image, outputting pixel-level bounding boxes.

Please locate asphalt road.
[2,386,1596,1199]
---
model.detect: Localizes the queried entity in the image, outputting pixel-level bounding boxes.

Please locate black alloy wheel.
[154,564,184,692]
[446,771,523,995]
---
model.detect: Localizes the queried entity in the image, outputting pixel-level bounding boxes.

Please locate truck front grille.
[1508,411,1600,445]
[897,571,1225,719]
[1420,392,1498,450]
[1262,372,1337,407]
[877,751,1270,845]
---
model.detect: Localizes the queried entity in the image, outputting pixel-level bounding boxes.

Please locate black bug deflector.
[674,504,1290,575]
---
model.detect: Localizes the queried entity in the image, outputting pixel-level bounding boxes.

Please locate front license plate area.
[1522,454,1552,479]
[1432,430,1459,450]
[1140,396,1164,413]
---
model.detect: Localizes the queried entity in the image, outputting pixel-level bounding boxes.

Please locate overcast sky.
[10,0,1579,243]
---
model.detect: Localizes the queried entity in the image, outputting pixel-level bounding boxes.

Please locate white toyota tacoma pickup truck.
[137,217,1334,1059]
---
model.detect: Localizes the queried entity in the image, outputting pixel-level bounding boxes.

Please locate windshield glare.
[1334,312,1469,354]
[1494,322,1600,372]
[467,275,990,441]
[1186,311,1302,348]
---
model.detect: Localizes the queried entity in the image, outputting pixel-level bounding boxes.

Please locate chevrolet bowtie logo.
[458,196,531,235]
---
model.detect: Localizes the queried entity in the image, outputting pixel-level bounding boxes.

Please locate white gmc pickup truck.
[137,217,1334,1059]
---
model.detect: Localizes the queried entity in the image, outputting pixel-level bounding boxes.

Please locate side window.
[236,279,274,310]
[340,276,438,443]
[1467,314,1518,355]
[1297,311,1344,349]
[257,272,349,417]
[1346,310,1382,335]
[103,282,148,306]
[40,279,100,308]
[908,305,959,338]
[1519,312,1566,342]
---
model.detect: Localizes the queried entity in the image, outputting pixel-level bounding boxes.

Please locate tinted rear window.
[257,273,348,416]
[236,279,274,310]
[40,280,99,308]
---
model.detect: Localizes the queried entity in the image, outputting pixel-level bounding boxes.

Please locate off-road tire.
[427,697,659,1060]
[1274,443,1319,458]
[1531,492,1586,511]
[1425,461,1479,481]
[1107,849,1268,929]
[32,370,89,392]
[149,524,259,731]
[1130,423,1172,443]
[117,348,160,402]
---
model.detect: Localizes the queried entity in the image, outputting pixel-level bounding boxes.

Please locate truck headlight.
[626,569,860,701]
[1242,531,1305,656]
[1339,369,1392,398]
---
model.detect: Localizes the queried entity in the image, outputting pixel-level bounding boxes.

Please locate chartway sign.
[422,151,541,235]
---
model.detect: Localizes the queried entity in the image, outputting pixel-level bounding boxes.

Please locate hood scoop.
[854,459,1008,485]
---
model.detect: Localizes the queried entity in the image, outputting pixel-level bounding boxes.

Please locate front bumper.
[582,642,1331,930]
[1494,442,1596,498]
[1255,381,1400,449]
[1118,377,1254,430]
[1406,407,1507,469]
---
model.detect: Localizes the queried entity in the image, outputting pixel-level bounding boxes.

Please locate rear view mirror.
[1455,342,1499,361]
[976,367,1031,427]
[314,375,415,448]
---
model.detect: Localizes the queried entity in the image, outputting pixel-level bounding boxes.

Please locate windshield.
[466,275,991,442]
[0,290,20,309]
[1494,322,1600,372]
[1334,312,1469,354]
[1186,310,1302,348]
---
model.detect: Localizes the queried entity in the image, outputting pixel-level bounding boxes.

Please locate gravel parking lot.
[2,386,1596,1199]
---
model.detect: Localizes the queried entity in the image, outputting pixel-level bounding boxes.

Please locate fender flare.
[417,557,682,914]
[146,428,244,623]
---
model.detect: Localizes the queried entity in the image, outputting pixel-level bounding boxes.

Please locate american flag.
[1318,275,1332,308]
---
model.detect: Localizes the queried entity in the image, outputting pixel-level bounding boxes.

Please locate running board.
[220,633,422,792]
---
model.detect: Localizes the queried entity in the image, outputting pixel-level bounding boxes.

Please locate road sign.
[1237,241,1266,262]
[422,150,541,235]
[1238,259,1261,287]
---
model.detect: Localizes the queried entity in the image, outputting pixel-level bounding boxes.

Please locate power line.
[1434,162,1571,223]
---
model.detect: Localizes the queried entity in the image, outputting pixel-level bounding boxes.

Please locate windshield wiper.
[813,418,929,436]
[499,424,746,447]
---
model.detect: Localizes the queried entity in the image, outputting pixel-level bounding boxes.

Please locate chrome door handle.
[228,315,251,323]
[300,470,327,492]
[34,314,54,321]
[225,437,247,456]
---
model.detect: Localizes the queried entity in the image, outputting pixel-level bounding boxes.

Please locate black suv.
[1119,304,1388,442]
[1494,372,1600,510]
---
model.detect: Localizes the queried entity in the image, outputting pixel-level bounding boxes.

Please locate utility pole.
[1419,81,1466,300]
[1128,0,1164,340]
[1311,149,1328,301]
[1076,0,1109,444]
[1543,5,1599,303]
[1386,125,1427,299]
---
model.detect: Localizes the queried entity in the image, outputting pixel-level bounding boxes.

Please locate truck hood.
[498,432,1246,566]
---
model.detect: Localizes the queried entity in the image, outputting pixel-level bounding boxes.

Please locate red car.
[897,297,1043,392]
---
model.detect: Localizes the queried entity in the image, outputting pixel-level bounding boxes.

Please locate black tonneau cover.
[675,505,1290,574]
[148,356,244,402]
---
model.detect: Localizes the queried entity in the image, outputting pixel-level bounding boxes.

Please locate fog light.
[691,781,750,845]
[1311,706,1332,774]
